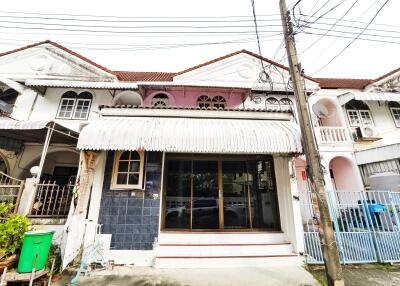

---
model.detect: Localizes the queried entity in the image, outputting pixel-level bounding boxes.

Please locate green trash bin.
[17,230,55,273]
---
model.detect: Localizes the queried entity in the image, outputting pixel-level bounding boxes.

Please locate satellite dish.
[312,102,331,118]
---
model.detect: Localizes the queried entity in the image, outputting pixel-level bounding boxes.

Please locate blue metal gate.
[301,190,400,264]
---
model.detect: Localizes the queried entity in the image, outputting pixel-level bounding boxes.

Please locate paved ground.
[308,264,400,286]
[53,265,319,286]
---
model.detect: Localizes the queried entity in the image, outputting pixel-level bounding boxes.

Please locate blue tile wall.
[99,151,162,250]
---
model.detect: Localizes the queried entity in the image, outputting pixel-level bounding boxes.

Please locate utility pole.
[279,1,345,286]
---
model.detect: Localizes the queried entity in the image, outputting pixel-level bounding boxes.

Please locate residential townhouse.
[0,41,398,268]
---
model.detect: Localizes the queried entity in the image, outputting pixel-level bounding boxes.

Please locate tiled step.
[157,231,287,244]
[154,232,299,268]
[156,243,293,257]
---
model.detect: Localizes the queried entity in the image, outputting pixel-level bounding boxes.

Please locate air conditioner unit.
[357,125,378,138]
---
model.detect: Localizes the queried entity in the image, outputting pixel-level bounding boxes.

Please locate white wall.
[274,156,304,253]
[0,144,79,179]
[23,88,114,132]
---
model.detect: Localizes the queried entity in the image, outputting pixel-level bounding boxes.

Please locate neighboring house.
[0,41,137,237]
[310,70,400,191]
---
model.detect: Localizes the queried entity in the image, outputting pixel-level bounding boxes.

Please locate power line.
[303,0,380,61]
[0,10,281,19]
[311,0,390,75]
[299,0,360,54]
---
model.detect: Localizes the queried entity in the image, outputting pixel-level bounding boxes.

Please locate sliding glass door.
[163,156,280,231]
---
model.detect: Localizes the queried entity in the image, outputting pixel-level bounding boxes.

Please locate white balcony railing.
[316,126,351,144]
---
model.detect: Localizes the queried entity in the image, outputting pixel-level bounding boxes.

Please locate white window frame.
[346,109,373,127]
[56,92,93,120]
[111,151,145,190]
[390,107,400,127]
[72,98,92,119]
[57,98,76,119]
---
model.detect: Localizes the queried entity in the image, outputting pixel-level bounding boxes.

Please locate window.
[57,91,93,120]
[112,151,145,189]
[389,101,400,127]
[280,98,294,111]
[197,95,226,109]
[211,96,226,109]
[0,88,19,114]
[151,93,169,107]
[345,100,373,127]
[197,95,211,109]
[265,97,280,110]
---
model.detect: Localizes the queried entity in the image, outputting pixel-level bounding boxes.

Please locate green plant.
[0,202,13,218]
[0,207,31,256]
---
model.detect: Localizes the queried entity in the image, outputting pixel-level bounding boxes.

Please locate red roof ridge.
[373,67,400,82]
[0,40,115,76]
[313,77,373,81]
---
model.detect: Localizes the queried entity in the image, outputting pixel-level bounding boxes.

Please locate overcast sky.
[0,0,398,79]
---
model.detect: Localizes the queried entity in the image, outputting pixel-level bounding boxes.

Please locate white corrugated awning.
[25,79,139,90]
[0,119,78,151]
[77,117,302,154]
[355,143,400,165]
[338,92,400,105]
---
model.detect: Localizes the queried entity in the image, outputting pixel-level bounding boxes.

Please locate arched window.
[57,91,93,120]
[0,88,18,114]
[211,96,226,109]
[280,98,294,111]
[265,97,280,110]
[345,99,373,127]
[389,101,400,127]
[197,95,212,109]
[151,93,169,107]
[112,150,145,189]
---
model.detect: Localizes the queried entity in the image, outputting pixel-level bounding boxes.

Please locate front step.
[157,231,287,244]
[154,232,300,268]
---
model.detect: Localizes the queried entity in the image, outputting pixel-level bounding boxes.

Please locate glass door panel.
[164,160,191,229]
[192,160,219,229]
[222,161,250,229]
[247,160,280,229]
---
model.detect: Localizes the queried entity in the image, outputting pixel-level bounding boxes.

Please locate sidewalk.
[54,265,319,286]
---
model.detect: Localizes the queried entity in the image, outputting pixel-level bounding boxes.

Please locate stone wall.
[99,151,162,250]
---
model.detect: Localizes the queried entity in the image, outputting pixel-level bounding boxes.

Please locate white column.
[17,177,37,216]
[274,156,304,253]
[83,151,107,248]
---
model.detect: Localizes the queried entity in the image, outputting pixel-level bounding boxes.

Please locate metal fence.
[300,189,400,264]
[0,171,24,212]
[29,181,75,218]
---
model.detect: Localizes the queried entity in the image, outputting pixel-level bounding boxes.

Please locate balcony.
[316,126,352,144]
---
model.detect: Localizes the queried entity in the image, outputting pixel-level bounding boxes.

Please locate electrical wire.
[299,0,360,54]
[311,0,390,75]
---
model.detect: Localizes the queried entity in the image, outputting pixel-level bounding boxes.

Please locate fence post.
[360,191,382,262]
[388,192,400,229]
[326,190,344,263]
[16,177,37,216]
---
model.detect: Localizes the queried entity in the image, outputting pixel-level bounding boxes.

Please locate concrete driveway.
[55,265,319,286]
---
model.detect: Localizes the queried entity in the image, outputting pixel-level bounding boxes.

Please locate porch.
[74,107,305,267]
[0,119,78,231]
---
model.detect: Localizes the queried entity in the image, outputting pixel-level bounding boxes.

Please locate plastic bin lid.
[24,230,55,236]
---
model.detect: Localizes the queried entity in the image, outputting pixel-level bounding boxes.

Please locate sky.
[0,0,399,79]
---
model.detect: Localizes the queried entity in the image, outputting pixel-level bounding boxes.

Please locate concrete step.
[157,231,288,244]
[154,255,302,268]
[156,243,293,257]
[154,232,298,268]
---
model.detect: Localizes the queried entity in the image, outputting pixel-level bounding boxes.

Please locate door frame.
[161,153,281,232]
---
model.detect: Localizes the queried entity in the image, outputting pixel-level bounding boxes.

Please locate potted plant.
[0,202,31,271]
